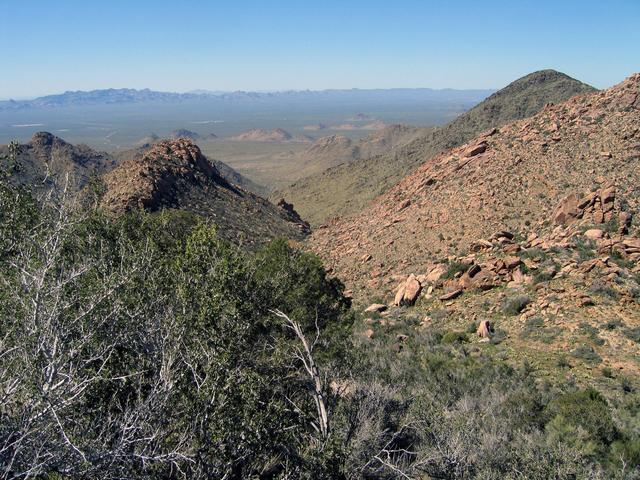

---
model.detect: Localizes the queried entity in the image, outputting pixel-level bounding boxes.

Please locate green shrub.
[440,261,468,280]
[501,295,531,315]
[623,327,640,343]
[441,331,469,345]
[589,281,619,300]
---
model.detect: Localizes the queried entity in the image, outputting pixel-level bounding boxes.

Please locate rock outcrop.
[99,139,309,247]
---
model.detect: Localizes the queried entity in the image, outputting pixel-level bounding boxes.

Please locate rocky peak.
[100,139,223,214]
[29,131,69,152]
[142,138,218,178]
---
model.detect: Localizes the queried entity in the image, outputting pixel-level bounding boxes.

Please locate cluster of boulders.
[364,186,640,325]
[553,186,630,232]
[383,238,532,309]
[101,139,220,213]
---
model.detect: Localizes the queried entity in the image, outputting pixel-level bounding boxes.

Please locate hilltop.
[170,129,201,140]
[279,70,596,225]
[1,131,116,187]
[99,138,308,247]
[230,128,298,142]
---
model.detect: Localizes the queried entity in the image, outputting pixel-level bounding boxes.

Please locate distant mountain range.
[0,87,495,111]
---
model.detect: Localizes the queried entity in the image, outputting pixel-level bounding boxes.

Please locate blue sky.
[1,0,638,98]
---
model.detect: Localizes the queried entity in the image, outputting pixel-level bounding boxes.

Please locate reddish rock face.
[584,229,604,240]
[553,193,580,225]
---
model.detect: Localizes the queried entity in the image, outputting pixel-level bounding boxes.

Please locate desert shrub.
[556,355,572,369]
[574,236,597,261]
[544,389,618,457]
[604,318,623,330]
[590,281,620,300]
[533,268,556,284]
[517,247,548,261]
[501,294,531,315]
[441,331,469,345]
[440,261,469,280]
[623,326,640,343]
[571,345,603,364]
[429,308,449,322]
[520,317,562,344]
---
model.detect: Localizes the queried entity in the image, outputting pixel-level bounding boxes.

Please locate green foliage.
[441,331,469,345]
[544,389,618,457]
[590,281,620,300]
[440,261,469,280]
[571,345,603,364]
[0,181,353,478]
[501,294,531,315]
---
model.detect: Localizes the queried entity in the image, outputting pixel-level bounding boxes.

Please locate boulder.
[439,289,463,301]
[364,303,387,313]
[470,239,494,252]
[393,274,422,306]
[584,229,604,240]
[503,256,523,270]
[393,284,406,306]
[425,264,448,283]
[464,142,487,157]
[476,320,494,338]
[619,211,632,234]
[553,193,580,225]
[403,274,422,305]
[601,186,616,207]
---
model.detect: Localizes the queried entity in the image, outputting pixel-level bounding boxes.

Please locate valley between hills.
[3,69,640,478]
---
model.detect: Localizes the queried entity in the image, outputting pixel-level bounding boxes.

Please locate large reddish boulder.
[393,274,422,306]
[553,193,580,225]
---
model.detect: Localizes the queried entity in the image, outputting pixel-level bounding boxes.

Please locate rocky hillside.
[2,132,116,188]
[209,157,268,196]
[309,73,640,299]
[99,139,309,247]
[355,191,640,384]
[279,70,596,225]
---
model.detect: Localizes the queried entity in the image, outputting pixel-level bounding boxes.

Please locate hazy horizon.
[2,0,639,98]
[0,85,496,102]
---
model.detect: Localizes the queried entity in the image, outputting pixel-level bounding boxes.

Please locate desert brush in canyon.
[1,71,639,479]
